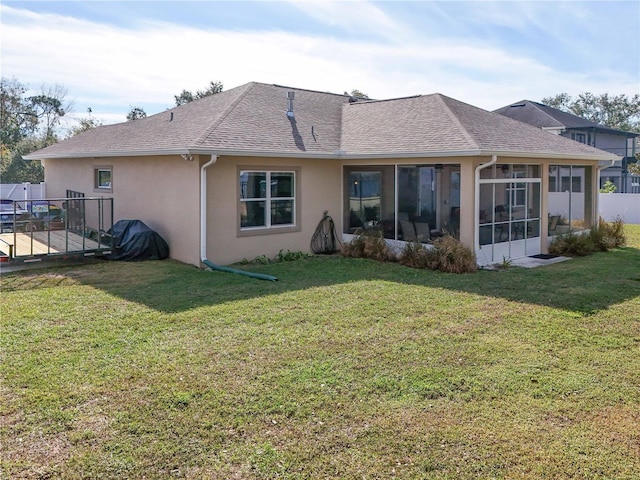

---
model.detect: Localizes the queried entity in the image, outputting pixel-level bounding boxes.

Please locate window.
[508,182,526,207]
[343,164,460,241]
[570,132,591,145]
[574,133,585,143]
[240,170,295,229]
[627,137,636,157]
[95,167,112,190]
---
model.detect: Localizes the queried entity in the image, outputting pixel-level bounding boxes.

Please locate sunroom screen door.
[477,177,541,264]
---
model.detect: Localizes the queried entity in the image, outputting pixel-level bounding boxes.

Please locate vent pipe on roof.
[170,112,174,121]
[287,92,295,118]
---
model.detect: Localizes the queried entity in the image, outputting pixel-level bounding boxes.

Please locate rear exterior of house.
[28,83,619,267]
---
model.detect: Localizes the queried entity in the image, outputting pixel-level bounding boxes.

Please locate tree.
[126,106,147,121]
[541,92,640,132]
[1,137,45,184]
[1,77,70,183]
[599,180,617,193]
[28,83,72,142]
[1,77,38,151]
[628,161,640,176]
[68,107,103,137]
[344,89,369,99]
[174,80,223,106]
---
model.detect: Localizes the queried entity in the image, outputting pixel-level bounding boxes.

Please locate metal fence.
[0,196,114,263]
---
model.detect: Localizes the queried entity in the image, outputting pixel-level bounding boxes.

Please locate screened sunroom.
[343,164,461,244]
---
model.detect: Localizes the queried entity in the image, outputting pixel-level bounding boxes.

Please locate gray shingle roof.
[26,83,619,161]
[341,93,619,158]
[493,100,635,136]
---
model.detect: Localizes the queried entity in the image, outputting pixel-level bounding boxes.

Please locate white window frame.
[94,166,112,192]
[506,170,527,208]
[239,169,296,231]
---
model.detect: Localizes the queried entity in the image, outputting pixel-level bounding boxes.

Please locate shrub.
[549,232,595,256]
[239,250,313,265]
[341,229,396,262]
[550,217,626,256]
[599,180,617,193]
[398,241,430,269]
[589,221,609,252]
[595,216,625,249]
[276,249,314,262]
[400,236,477,274]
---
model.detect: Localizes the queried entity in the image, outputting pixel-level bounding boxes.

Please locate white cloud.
[287,0,409,42]
[1,3,637,128]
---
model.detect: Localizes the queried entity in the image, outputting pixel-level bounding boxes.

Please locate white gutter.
[474,154,498,253]
[200,154,218,262]
[598,158,617,173]
[24,147,618,163]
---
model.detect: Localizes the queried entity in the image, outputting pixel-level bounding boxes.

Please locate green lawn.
[2,226,640,479]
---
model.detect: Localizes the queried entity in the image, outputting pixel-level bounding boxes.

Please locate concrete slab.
[509,255,571,269]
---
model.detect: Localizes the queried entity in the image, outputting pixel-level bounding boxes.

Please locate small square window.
[95,168,112,190]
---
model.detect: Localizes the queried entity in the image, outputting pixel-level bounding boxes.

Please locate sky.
[2,0,639,129]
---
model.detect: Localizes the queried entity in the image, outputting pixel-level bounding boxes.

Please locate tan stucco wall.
[43,153,602,268]
[204,156,342,265]
[43,156,201,265]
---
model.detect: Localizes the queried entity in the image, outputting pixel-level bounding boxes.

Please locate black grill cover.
[108,220,169,261]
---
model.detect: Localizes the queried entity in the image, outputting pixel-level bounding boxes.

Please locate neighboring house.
[494,100,639,193]
[25,82,619,267]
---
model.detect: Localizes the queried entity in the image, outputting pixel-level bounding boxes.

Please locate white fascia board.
[187,148,339,159]
[24,147,620,163]
[489,150,619,162]
[193,148,486,160]
[23,148,194,160]
[541,127,564,135]
[197,148,619,162]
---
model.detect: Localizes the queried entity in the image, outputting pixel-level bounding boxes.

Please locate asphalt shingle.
[493,100,629,134]
[26,83,619,161]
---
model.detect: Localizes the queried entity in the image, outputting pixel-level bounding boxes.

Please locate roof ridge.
[346,94,423,106]
[270,83,350,98]
[435,94,480,149]
[192,82,257,148]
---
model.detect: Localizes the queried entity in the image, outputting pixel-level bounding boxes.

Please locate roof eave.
[564,126,640,137]
[23,147,197,160]
[24,147,620,163]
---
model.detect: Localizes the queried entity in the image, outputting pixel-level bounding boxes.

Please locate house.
[25,82,619,267]
[494,100,638,193]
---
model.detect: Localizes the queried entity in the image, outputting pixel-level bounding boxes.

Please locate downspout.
[200,154,218,262]
[200,154,278,281]
[474,154,498,253]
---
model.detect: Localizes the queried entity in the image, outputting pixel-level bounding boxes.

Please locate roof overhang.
[24,147,620,163]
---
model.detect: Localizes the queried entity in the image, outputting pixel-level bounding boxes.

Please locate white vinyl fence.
[599,193,640,224]
[0,183,46,202]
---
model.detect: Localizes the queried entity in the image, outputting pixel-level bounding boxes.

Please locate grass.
[1,225,640,479]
